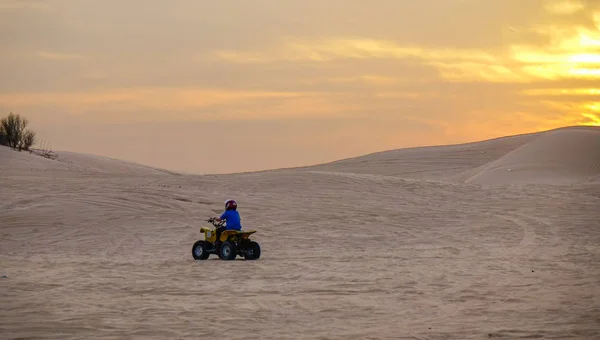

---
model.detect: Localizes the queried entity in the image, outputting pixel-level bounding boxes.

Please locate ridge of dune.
[0,146,70,172]
[0,146,177,176]
[53,151,180,176]
[305,126,600,186]
[2,125,598,185]
[306,129,538,181]
[463,126,600,186]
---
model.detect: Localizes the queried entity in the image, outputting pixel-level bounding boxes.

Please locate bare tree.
[0,112,34,151]
[20,130,36,151]
[1,113,57,159]
[0,128,6,146]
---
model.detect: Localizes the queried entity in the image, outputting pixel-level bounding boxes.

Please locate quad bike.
[192,218,261,261]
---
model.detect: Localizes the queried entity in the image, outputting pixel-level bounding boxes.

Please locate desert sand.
[1,126,599,339]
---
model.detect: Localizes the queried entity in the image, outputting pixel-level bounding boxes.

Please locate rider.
[213,199,242,246]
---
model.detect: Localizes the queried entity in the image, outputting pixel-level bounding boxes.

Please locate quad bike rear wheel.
[244,241,261,260]
[192,240,210,260]
[218,241,237,261]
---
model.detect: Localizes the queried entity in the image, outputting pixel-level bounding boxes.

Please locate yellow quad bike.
[192,218,261,261]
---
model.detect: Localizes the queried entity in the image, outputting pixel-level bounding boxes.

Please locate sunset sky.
[1,0,599,174]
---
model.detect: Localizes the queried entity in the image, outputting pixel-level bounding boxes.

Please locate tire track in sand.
[494,214,536,249]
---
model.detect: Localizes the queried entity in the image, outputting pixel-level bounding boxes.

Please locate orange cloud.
[213,1,599,87]
[543,0,585,15]
[5,0,598,137]
[36,50,83,61]
[0,87,341,122]
[522,88,600,96]
[215,38,532,83]
[0,87,305,107]
[0,0,49,11]
[301,75,408,86]
[215,38,499,65]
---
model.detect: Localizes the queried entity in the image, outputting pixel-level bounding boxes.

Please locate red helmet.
[225,199,237,210]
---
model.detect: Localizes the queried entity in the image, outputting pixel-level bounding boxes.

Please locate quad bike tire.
[218,241,237,261]
[192,240,210,260]
[244,241,261,260]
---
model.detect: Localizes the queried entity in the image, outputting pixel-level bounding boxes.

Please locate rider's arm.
[215,211,228,222]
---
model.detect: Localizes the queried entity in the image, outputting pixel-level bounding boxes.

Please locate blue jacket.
[220,210,242,230]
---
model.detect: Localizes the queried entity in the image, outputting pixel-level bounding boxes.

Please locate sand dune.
[1,127,600,339]
[464,126,600,185]
[0,146,71,173]
[52,151,179,176]
[308,131,538,181]
[310,126,600,186]
[1,147,177,176]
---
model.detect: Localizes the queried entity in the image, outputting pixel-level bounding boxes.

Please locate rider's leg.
[215,226,225,247]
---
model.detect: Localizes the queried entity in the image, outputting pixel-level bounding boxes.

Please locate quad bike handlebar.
[205,218,225,227]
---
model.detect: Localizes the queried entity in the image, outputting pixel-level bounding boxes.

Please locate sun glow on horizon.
[581,113,600,126]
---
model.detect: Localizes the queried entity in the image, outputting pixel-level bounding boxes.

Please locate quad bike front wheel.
[244,241,261,260]
[192,240,210,260]
[218,241,237,261]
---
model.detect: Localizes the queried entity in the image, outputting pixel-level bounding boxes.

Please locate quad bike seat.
[200,227,256,235]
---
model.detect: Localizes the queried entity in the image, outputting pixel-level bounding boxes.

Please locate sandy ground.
[1,126,599,339]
